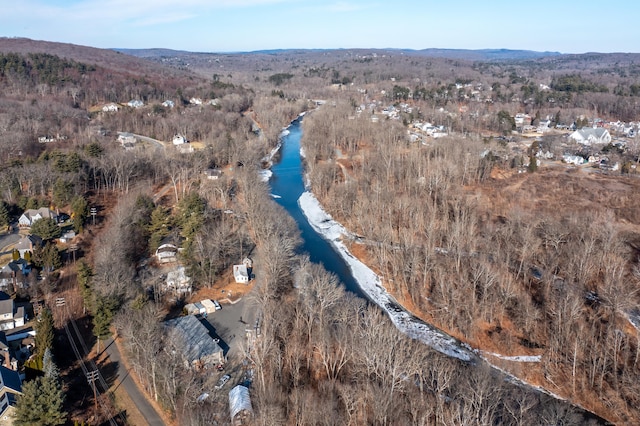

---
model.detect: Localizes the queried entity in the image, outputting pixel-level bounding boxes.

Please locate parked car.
[213,300,221,311]
[215,374,231,390]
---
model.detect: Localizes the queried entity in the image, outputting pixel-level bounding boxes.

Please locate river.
[269,116,367,300]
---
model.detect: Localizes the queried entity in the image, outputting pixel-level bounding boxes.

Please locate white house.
[172,135,188,145]
[102,103,119,112]
[162,100,175,108]
[0,295,25,331]
[569,128,611,145]
[127,100,144,108]
[18,208,57,228]
[233,264,249,284]
[563,154,586,165]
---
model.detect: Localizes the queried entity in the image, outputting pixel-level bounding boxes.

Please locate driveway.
[204,297,257,361]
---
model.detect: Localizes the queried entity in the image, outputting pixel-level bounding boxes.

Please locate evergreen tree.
[42,348,60,384]
[42,242,62,272]
[71,196,89,234]
[30,218,61,241]
[35,308,54,360]
[148,205,170,253]
[93,296,119,345]
[13,376,67,426]
[77,261,94,313]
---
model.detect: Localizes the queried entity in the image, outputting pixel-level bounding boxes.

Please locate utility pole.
[86,370,99,414]
[69,244,77,263]
[90,207,97,226]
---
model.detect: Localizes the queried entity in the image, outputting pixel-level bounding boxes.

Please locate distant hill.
[115,47,562,62]
[408,48,563,61]
[0,37,194,78]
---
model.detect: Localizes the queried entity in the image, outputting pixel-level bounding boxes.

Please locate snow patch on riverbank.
[298,191,474,362]
[483,352,542,362]
[259,169,273,182]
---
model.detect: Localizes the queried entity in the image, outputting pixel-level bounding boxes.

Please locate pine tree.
[42,348,60,384]
[77,261,94,313]
[13,376,67,426]
[30,218,61,241]
[71,196,89,234]
[35,308,54,360]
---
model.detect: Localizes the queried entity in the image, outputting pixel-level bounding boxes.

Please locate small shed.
[233,264,249,284]
[229,385,253,425]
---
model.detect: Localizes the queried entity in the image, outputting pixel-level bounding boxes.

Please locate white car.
[215,374,230,390]
[213,300,221,311]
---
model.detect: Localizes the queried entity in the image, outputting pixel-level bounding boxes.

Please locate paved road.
[104,338,166,426]
[0,225,21,255]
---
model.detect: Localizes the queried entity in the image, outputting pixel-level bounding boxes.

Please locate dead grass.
[188,268,253,305]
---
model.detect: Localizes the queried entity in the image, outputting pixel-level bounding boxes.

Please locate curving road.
[104,338,166,426]
[0,225,21,255]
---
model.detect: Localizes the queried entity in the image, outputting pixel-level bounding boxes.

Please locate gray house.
[165,315,224,369]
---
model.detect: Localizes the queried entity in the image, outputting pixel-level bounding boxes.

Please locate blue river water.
[269,116,367,300]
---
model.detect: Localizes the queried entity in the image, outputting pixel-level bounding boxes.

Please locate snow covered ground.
[298,191,475,363]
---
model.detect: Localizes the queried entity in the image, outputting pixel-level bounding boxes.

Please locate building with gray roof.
[165,315,224,369]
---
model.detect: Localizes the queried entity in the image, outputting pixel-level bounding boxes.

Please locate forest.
[0,38,639,425]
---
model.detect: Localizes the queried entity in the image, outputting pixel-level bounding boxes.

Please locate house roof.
[0,332,8,351]
[14,235,42,251]
[571,127,610,143]
[21,208,57,222]
[165,315,222,364]
[233,264,248,278]
[0,299,12,316]
[167,266,190,285]
[0,366,21,394]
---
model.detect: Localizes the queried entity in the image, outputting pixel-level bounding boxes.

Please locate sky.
[0,0,637,54]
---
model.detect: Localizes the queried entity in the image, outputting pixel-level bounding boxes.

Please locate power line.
[59,300,123,426]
